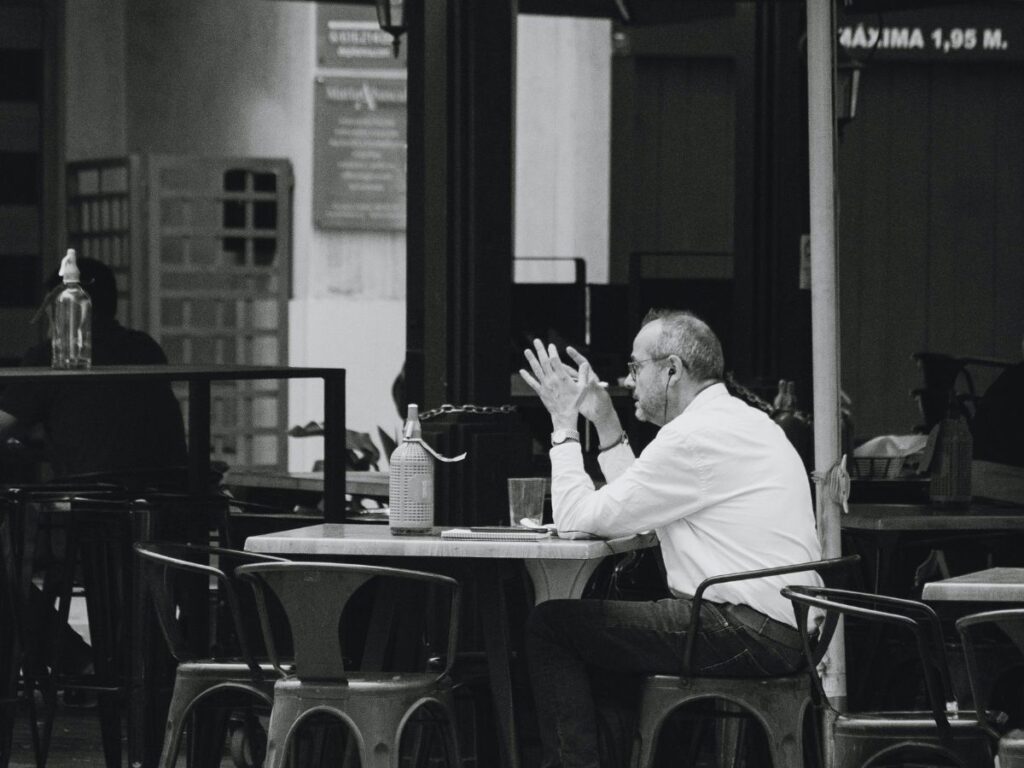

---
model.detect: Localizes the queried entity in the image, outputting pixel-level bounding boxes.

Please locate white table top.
[922,567,1024,603]
[244,523,657,561]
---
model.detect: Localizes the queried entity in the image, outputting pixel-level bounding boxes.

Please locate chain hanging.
[419,403,518,421]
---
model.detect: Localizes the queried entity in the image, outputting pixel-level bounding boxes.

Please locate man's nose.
[624,373,636,389]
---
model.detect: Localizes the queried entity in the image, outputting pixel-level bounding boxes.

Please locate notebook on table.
[440,527,551,541]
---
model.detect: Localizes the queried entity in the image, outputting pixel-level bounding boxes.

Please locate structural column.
[406,0,517,408]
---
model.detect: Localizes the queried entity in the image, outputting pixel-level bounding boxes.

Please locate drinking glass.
[508,477,547,527]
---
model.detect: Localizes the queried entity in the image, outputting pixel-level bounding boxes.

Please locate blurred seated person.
[0,256,187,485]
[972,334,1024,468]
[0,257,189,693]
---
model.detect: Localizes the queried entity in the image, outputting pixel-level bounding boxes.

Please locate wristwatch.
[550,427,581,446]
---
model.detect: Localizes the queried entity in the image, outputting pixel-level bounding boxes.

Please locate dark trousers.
[525,597,805,768]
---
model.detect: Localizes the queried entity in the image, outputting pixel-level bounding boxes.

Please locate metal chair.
[236,561,462,768]
[135,542,290,768]
[957,608,1024,768]
[783,585,996,768]
[630,555,860,768]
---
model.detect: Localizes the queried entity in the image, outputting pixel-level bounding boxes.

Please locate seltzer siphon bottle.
[389,404,435,535]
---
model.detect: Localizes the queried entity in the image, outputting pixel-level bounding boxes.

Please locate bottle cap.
[59,249,81,284]
[404,403,420,439]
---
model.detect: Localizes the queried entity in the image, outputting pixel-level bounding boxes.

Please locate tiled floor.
[8,703,114,768]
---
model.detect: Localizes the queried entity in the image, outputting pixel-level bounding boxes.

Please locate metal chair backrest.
[134,542,286,677]
[957,608,1024,737]
[681,555,861,676]
[783,585,958,734]
[236,561,460,682]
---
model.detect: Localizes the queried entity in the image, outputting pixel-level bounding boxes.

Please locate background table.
[225,469,388,499]
[841,502,1024,595]
[844,504,1024,710]
[923,567,1024,603]
[245,523,657,768]
[0,365,347,516]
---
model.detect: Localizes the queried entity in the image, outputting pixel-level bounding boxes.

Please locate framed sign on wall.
[312,75,407,231]
[313,4,407,232]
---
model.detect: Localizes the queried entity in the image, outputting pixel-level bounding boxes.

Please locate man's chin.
[634,403,646,422]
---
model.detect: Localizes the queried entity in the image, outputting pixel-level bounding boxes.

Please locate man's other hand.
[563,346,616,426]
[519,339,586,431]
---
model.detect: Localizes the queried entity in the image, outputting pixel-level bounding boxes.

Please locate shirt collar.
[684,381,728,413]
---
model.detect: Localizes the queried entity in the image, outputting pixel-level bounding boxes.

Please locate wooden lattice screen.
[66,155,293,472]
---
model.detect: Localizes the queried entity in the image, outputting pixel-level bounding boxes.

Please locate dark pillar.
[406,0,517,409]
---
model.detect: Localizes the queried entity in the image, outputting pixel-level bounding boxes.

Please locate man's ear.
[667,355,684,381]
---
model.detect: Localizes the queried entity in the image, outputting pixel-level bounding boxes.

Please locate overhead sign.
[316,4,406,70]
[837,5,1023,60]
[312,76,407,231]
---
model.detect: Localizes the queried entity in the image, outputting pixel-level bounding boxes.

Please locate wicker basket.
[850,456,907,480]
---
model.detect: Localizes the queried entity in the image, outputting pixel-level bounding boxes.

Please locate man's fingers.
[566,345,587,365]
[523,348,545,380]
[578,361,592,385]
[518,369,541,393]
[566,346,595,380]
[547,343,570,378]
[532,338,551,370]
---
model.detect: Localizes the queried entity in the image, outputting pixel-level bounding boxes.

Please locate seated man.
[518,309,822,768]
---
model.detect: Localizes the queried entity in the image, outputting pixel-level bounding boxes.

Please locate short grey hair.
[641,309,724,382]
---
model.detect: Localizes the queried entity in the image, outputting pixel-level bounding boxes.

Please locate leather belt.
[719,602,804,649]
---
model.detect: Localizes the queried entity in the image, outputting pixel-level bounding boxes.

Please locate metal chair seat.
[634,673,812,768]
[831,713,993,767]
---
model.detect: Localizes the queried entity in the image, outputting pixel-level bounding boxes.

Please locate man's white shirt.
[549,382,822,627]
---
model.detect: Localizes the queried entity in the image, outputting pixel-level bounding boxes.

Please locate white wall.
[63,1,610,471]
[515,15,611,285]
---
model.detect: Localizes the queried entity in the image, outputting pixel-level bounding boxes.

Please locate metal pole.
[806,0,846,758]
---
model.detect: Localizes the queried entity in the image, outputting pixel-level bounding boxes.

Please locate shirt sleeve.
[549,429,709,538]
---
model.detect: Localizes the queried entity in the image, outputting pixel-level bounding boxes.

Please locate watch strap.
[551,428,581,446]
[598,431,629,453]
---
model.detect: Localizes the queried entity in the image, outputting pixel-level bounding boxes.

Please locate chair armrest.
[681,555,859,675]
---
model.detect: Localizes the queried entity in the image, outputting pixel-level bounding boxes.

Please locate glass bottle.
[51,249,92,369]
[929,395,972,507]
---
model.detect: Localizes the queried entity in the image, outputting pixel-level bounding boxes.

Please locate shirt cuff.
[597,441,633,479]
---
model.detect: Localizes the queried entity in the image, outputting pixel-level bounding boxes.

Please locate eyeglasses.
[626,356,670,379]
